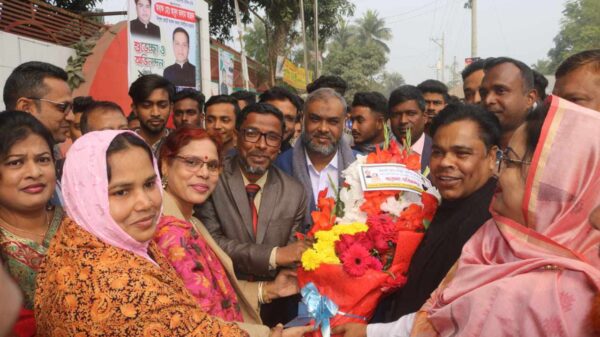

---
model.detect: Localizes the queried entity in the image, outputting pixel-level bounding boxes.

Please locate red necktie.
[245,184,261,236]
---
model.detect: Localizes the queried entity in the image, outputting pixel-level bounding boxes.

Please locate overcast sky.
[101,0,566,84]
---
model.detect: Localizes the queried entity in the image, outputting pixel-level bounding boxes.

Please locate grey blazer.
[195,156,307,279]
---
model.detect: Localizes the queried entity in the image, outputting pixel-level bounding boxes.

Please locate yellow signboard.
[281,59,313,91]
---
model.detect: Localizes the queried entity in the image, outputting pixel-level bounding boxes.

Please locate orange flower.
[168,245,186,262]
[422,192,438,222]
[120,303,137,318]
[309,188,336,237]
[406,153,421,171]
[361,191,397,216]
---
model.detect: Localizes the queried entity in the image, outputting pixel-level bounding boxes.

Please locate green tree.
[243,20,268,66]
[533,0,600,74]
[208,0,354,84]
[355,10,392,53]
[44,0,103,12]
[381,71,405,97]
[323,41,387,100]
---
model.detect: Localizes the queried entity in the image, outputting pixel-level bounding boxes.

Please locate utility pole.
[234,0,249,90]
[314,0,320,78]
[299,0,309,84]
[431,34,445,82]
[465,0,478,57]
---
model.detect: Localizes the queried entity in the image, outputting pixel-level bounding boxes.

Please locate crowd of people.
[0,48,599,337]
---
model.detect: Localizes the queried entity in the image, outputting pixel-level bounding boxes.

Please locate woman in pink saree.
[411,95,600,336]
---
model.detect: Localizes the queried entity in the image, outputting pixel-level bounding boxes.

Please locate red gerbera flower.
[341,244,383,277]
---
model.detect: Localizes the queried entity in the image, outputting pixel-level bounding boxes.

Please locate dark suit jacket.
[163,62,196,88]
[421,134,433,171]
[129,19,161,40]
[195,156,307,280]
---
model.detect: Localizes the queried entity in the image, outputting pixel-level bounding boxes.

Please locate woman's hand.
[331,323,368,337]
[265,269,299,300]
[270,324,314,337]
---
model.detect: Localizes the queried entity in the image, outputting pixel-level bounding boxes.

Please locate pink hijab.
[61,130,163,265]
[420,96,600,336]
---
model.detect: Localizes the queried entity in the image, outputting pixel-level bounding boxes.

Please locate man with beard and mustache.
[128,74,174,157]
[479,57,537,148]
[417,79,448,133]
[197,103,310,326]
[275,88,356,233]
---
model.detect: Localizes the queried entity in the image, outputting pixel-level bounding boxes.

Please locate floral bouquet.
[293,141,439,337]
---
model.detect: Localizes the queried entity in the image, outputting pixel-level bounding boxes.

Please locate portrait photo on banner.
[128,0,200,91]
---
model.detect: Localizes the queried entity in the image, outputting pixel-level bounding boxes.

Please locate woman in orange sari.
[34,130,248,336]
[409,96,600,336]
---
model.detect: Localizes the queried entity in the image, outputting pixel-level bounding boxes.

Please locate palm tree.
[330,19,356,50]
[355,10,392,53]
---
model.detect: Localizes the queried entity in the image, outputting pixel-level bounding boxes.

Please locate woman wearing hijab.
[34,130,247,336]
[0,111,64,337]
[155,127,304,337]
[409,96,600,336]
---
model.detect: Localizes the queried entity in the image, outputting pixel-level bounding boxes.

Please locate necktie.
[245,184,261,236]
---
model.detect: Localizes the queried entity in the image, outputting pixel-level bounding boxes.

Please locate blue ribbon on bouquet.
[284,282,368,337]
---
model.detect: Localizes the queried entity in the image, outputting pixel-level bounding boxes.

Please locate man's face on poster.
[136,0,152,24]
[174,31,189,64]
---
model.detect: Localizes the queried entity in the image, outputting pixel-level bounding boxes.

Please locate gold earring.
[162,176,168,189]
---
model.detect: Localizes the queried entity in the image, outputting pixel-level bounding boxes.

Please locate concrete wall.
[0,31,75,110]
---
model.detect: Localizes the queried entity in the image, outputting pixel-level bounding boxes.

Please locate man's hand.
[265,269,299,300]
[331,323,368,337]
[276,240,313,266]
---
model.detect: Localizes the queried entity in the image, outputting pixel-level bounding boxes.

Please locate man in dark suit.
[163,27,196,88]
[129,0,161,40]
[388,85,433,171]
[196,103,310,326]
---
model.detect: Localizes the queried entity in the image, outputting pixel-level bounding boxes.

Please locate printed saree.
[35,217,248,337]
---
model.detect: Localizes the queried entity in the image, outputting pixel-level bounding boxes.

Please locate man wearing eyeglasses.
[4,61,74,144]
[197,102,310,327]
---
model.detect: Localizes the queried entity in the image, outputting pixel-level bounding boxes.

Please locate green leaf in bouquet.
[404,128,412,152]
[422,166,430,177]
[327,173,345,219]
[383,123,391,150]
[423,219,431,230]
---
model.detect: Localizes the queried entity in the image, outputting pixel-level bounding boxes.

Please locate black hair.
[173,89,205,109]
[231,90,257,107]
[555,49,600,79]
[204,95,241,119]
[0,110,56,162]
[417,79,449,102]
[3,61,68,110]
[429,103,501,150]
[532,70,548,101]
[80,101,126,134]
[128,74,175,105]
[134,0,151,4]
[235,102,285,135]
[306,75,348,96]
[73,96,94,115]
[259,86,304,118]
[351,91,389,119]
[172,27,189,43]
[461,58,489,81]
[483,57,534,92]
[523,100,549,161]
[388,85,426,112]
[106,133,154,182]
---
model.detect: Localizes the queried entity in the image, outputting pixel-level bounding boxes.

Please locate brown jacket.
[196,156,307,279]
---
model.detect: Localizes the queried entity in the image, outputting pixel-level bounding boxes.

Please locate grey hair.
[304,87,347,115]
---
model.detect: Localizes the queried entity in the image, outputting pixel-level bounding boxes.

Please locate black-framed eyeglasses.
[173,155,221,173]
[240,128,282,147]
[27,97,73,114]
[496,147,531,174]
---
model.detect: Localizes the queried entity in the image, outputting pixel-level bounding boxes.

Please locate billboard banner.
[128,0,199,91]
[218,49,234,95]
